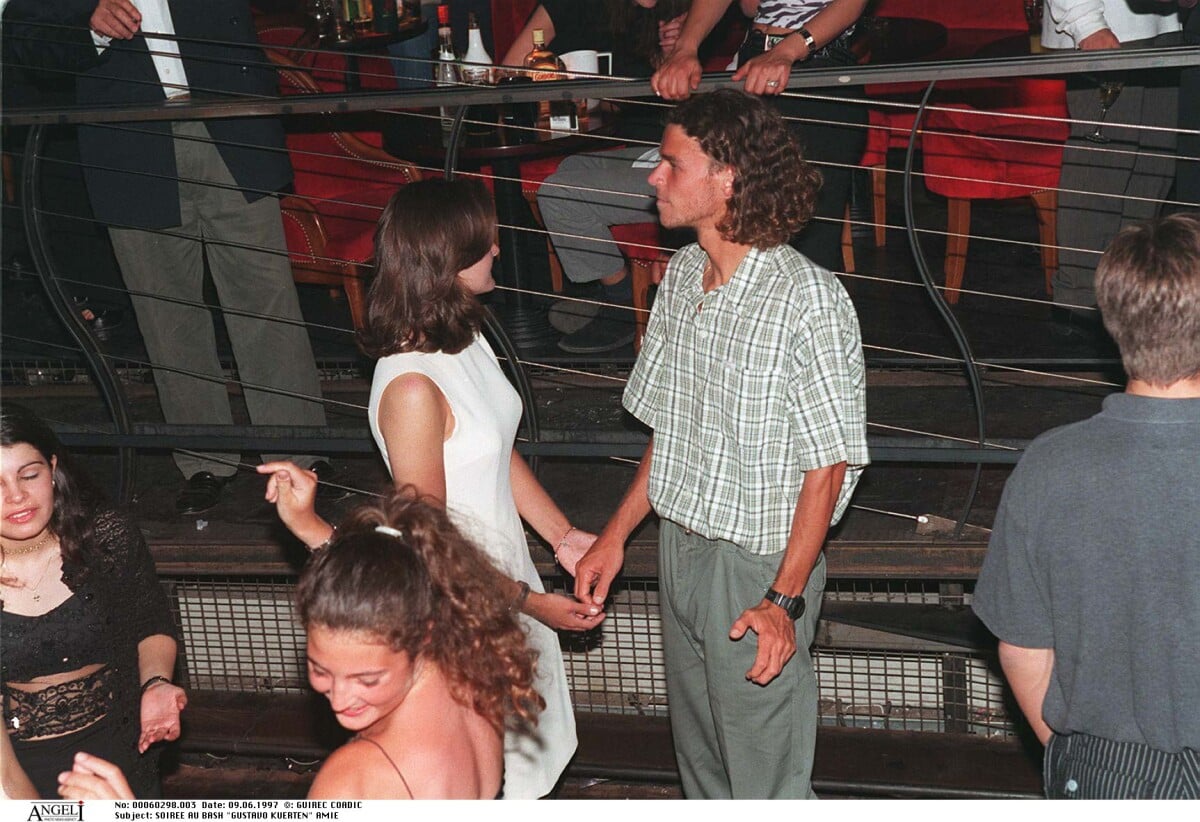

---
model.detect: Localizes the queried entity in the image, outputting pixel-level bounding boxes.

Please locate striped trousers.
[1045,732,1200,799]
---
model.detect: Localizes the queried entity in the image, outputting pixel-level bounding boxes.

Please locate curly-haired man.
[574,88,868,798]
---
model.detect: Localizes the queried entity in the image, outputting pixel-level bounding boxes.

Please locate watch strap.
[796,26,817,57]
[764,587,806,620]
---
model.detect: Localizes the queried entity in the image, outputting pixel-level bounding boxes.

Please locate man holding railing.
[574,88,868,799]
[2,0,333,514]
[1042,0,1182,316]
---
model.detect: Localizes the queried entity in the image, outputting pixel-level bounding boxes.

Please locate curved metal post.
[901,83,987,535]
[483,307,542,473]
[21,126,138,502]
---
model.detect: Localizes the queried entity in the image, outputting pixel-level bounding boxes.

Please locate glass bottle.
[435,4,458,133]
[460,12,493,85]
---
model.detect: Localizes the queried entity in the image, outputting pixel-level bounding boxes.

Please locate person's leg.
[536,147,658,285]
[186,122,328,467]
[701,544,825,798]
[658,521,732,798]
[108,128,238,480]
[539,147,658,352]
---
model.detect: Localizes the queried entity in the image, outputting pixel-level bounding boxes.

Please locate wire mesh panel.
[553,577,668,717]
[169,576,307,693]
[162,573,1013,735]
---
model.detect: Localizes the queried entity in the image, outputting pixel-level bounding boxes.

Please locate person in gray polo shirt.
[572,88,868,799]
[973,213,1200,799]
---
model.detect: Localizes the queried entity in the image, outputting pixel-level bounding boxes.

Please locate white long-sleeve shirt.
[90,0,191,98]
[1042,0,1180,49]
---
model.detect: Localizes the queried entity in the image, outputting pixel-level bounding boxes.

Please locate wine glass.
[1085,79,1124,144]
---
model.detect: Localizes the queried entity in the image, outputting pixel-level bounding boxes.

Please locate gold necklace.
[0,533,60,602]
[0,531,56,557]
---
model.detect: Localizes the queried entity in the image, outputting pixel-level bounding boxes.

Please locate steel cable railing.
[4,24,1196,521]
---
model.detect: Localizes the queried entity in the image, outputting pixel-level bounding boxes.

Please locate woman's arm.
[509,450,572,547]
[56,752,134,800]
[257,461,333,549]
[378,373,452,502]
[136,634,187,753]
[501,4,556,67]
[1,730,37,799]
[509,451,597,575]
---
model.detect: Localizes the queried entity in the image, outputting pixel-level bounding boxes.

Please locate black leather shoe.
[176,472,232,515]
[310,460,352,502]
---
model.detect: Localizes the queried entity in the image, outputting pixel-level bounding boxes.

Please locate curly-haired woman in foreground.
[60,489,543,801]
[296,491,543,799]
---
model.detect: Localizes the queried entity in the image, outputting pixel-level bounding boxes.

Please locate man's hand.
[138,681,187,753]
[91,0,142,40]
[524,592,606,632]
[1079,28,1121,50]
[572,533,626,605]
[732,37,805,96]
[651,49,703,100]
[729,600,797,685]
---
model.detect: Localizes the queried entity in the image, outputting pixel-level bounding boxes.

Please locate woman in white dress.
[259,178,603,799]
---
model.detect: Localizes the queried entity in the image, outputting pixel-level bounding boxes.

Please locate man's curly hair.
[667,88,821,247]
[295,490,543,734]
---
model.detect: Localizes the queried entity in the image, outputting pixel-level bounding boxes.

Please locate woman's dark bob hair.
[358,178,496,357]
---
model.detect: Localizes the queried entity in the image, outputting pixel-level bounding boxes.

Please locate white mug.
[561,49,613,111]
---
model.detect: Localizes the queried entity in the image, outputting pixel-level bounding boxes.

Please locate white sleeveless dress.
[368,334,577,799]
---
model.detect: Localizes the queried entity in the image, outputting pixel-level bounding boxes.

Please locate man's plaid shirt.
[624,243,868,555]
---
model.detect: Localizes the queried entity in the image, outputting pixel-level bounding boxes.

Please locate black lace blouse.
[1,508,178,795]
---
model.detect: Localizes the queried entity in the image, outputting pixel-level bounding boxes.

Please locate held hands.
[138,681,187,753]
[524,591,605,632]
[58,752,135,800]
[91,0,141,40]
[572,533,626,606]
[729,600,797,685]
[554,528,597,577]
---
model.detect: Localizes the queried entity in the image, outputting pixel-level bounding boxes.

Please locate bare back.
[307,666,502,800]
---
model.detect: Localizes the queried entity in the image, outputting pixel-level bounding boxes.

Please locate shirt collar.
[1101,391,1200,423]
[683,246,775,317]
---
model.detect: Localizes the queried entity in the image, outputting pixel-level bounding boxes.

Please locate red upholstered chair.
[920,78,1069,304]
[267,51,420,329]
[862,0,1032,247]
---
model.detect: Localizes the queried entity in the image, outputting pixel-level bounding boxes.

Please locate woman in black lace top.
[1,404,183,798]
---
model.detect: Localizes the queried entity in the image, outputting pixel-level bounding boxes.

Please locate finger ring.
[766,80,779,88]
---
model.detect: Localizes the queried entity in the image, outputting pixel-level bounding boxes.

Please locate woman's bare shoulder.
[307,739,411,800]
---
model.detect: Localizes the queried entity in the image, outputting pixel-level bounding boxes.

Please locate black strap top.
[355,735,414,799]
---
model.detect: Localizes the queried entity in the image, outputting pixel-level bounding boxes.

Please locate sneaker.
[548,299,600,334]
[557,305,636,354]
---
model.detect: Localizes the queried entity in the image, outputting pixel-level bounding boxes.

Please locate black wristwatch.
[764,587,806,620]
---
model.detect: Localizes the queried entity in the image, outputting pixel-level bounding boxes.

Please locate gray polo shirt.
[973,393,1200,753]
